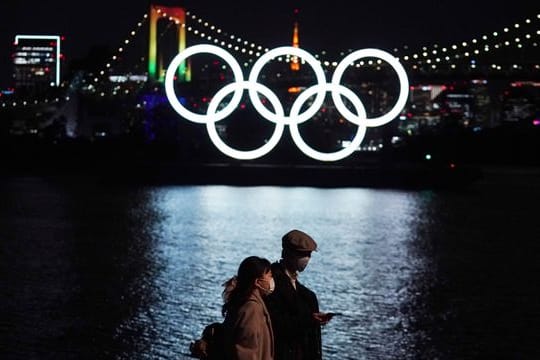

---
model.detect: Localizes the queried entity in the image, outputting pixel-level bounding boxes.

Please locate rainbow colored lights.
[148,5,189,82]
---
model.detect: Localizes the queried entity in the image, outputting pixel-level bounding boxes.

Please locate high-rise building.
[12,35,62,95]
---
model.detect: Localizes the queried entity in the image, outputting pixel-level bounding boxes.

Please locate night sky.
[0,0,538,87]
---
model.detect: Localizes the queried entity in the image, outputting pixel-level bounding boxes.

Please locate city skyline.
[1,1,538,88]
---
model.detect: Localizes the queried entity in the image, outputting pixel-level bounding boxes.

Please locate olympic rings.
[289,83,367,162]
[206,81,285,160]
[165,45,244,124]
[248,47,327,125]
[164,44,409,161]
[331,48,409,128]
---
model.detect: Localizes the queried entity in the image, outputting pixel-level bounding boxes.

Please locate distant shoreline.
[1,135,539,189]
[473,165,540,188]
[2,163,540,190]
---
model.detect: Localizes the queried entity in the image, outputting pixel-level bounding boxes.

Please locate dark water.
[1,176,539,359]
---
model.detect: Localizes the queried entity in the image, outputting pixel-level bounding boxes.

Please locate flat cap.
[282,229,317,252]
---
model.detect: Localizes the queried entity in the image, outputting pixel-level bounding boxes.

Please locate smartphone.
[326,312,343,317]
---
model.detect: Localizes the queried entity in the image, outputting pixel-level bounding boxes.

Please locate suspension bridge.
[0,5,539,180]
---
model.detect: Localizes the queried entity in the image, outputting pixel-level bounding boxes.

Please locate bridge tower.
[148,4,190,82]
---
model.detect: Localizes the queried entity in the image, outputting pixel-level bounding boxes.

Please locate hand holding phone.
[312,312,341,325]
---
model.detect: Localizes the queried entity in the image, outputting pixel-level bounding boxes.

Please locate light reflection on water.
[1,179,539,359]
[131,186,430,359]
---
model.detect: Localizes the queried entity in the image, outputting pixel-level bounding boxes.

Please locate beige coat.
[230,291,274,360]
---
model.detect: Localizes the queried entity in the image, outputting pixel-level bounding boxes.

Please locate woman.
[222,256,275,360]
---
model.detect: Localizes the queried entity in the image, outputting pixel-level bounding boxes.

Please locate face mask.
[296,256,310,272]
[257,277,275,295]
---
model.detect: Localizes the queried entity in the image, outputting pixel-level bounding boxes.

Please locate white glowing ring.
[165,44,244,124]
[331,48,409,127]
[206,81,286,160]
[165,45,410,162]
[248,46,327,125]
[289,83,367,161]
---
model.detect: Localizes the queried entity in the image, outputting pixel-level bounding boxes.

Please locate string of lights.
[91,8,540,85]
[1,97,61,109]
[101,15,149,81]
[395,13,540,72]
[3,9,538,108]
[1,13,149,107]
[181,9,540,73]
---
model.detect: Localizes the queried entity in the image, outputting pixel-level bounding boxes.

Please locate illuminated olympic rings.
[165,44,409,161]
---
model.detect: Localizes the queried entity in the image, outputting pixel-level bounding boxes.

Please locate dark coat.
[264,262,322,360]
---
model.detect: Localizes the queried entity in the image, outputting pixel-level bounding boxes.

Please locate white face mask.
[296,256,310,272]
[257,277,275,295]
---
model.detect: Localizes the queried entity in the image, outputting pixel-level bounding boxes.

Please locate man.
[264,229,334,360]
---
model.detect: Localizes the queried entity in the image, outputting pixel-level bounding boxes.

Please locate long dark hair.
[222,256,271,316]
